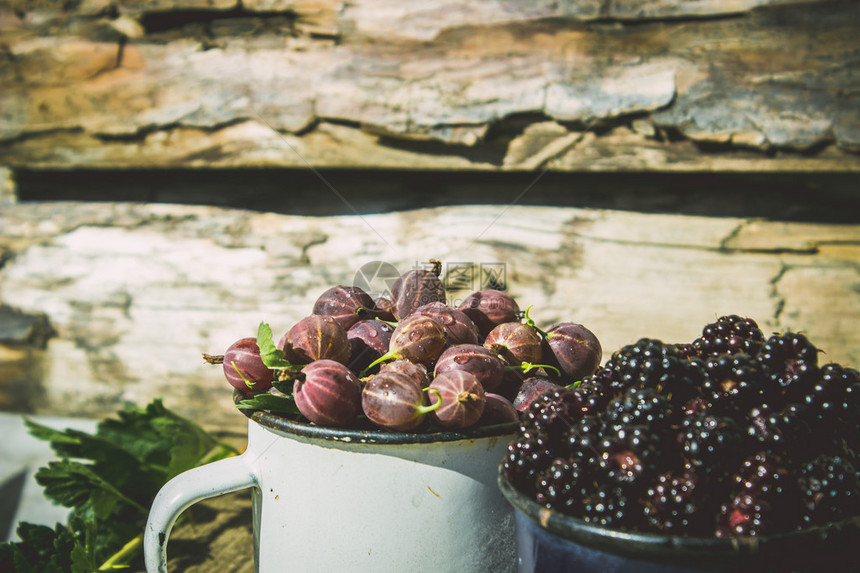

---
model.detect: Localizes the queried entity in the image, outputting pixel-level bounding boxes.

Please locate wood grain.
[1,0,858,170]
[1,199,857,428]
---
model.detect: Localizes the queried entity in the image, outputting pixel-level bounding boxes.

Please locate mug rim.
[496,467,860,570]
[234,389,517,444]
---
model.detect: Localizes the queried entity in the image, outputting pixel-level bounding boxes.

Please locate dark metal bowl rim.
[497,466,860,564]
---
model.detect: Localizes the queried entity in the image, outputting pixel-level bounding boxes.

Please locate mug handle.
[143,452,257,573]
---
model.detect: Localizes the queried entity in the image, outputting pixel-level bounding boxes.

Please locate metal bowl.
[497,468,860,573]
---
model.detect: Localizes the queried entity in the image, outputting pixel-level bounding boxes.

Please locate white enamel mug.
[143,402,518,573]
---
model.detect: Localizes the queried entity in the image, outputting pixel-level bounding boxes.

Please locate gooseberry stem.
[521,305,549,338]
[203,353,224,364]
[506,361,561,377]
[419,389,444,414]
[361,350,397,377]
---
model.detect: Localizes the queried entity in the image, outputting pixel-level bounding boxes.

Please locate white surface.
[0,412,98,542]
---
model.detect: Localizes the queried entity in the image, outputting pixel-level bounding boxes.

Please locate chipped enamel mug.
[144,392,518,573]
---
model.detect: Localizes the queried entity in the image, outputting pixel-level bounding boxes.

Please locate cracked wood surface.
[1,0,859,170]
[1,200,858,429]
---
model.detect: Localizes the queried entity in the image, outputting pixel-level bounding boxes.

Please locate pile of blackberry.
[503,315,860,538]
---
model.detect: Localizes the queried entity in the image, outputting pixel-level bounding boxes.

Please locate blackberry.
[715,451,803,537]
[681,413,748,471]
[576,374,624,415]
[682,396,710,417]
[644,463,717,535]
[673,342,697,360]
[798,453,860,526]
[746,403,816,464]
[564,414,605,461]
[702,353,775,419]
[602,338,675,386]
[604,386,678,436]
[691,315,765,358]
[581,484,640,529]
[534,456,593,515]
[503,430,554,496]
[805,364,860,447]
[604,338,704,405]
[757,332,820,400]
[520,388,585,443]
[598,425,669,490]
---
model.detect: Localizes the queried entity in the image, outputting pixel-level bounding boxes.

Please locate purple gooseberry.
[293,359,361,427]
[312,285,377,330]
[428,370,486,430]
[412,302,480,345]
[222,337,274,393]
[458,289,520,337]
[361,370,441,431]
[281,315,351,365]
[434,344,505,392]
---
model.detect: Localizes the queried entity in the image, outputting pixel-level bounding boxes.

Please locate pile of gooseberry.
[213,262,602,432]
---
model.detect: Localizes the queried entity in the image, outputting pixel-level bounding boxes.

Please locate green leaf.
[0,522,81,573]
[100,400,235,480]
[257,322,295,369]
[69,543,94,573]
[271,378,295,395]
[9,399,240,571]
[34,460,147,517]
[236,393,300,414]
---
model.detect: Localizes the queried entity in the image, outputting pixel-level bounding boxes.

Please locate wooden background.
[1,0,859,432]
[1,0,859,171]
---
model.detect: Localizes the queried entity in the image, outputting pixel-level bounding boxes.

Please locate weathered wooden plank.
[2,201,858,428]
[1,0,858,170]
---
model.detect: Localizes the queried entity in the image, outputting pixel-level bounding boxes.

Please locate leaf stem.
[98,533,142,570]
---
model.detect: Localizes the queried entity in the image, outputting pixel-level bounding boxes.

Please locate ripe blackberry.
[806,363,860,411]
[673,342,697,360]
[715,451,803,537]
[576,373,624,415]
[680,413,748,472]
[691,315,765,358]
[805,364,860,447]
[599,425,672,491]
[798,453,860,526]
[702,353,775,419]
[504,430,554,496]
[644,463,718,536]
[604,386,678,435]
[564,414,605,461]
[757,332,820,400]
[520,388,585,443]
[746,403,816,464]
[682,396,710,417]
[604,338,704,405]
[534,456,593,515]
[581,484,640,529]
